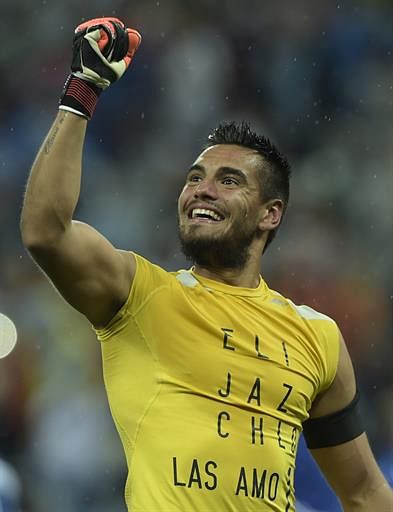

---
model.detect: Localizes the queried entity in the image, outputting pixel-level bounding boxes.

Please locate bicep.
[307,333,390,505]
[310,433,388,507]
[310,333,356,418]
[27,220,135,327]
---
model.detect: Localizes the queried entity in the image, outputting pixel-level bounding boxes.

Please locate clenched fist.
[59,17,141,119]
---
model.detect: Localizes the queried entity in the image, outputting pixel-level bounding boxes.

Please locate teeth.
[191,208,223,221]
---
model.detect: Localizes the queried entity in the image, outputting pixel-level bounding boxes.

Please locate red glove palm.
[59,17,141,119]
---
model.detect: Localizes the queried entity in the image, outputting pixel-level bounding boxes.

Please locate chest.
[136,287,321,422]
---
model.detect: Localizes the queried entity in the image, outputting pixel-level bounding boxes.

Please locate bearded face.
[178,206,261,269]
[177,145,266,270]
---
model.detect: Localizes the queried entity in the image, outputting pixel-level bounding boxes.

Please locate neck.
[193,251,262,288]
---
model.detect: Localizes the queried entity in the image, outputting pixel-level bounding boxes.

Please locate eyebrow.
[187,164,248,183]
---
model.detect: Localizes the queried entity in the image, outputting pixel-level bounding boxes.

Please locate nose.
[193,177,218,200]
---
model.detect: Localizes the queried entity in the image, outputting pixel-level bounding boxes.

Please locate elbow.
[20,215,36,249]
[20,229,45,253]
[20,216,65,253]
[20,194,72,249]
[20,214,43,250]
[341,477,393,511]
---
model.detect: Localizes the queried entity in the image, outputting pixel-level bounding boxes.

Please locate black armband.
[303,391,365,449]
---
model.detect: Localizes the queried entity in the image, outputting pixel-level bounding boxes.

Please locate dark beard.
[178,221,258,270]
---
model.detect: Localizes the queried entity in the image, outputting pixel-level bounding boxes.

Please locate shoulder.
[95,253,175,337]
[267,288,341,393]
[127,251,182,285]
[268,288,337,325]
[126,252,195,301]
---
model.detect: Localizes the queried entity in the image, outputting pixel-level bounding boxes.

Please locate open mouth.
[188,208,225,222]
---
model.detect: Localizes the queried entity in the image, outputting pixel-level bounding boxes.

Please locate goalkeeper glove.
[59,17,141,119]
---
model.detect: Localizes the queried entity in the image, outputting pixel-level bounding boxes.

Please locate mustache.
[177,219,257,270]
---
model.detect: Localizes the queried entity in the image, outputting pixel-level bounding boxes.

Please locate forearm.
[342,478,393,512]
[21,110,87,245]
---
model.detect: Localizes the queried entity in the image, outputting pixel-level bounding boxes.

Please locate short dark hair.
[205,121,291,252]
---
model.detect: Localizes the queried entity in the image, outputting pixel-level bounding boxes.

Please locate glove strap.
[59,74,102,119]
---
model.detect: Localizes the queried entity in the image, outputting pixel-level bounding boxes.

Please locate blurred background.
[0,0,392,511]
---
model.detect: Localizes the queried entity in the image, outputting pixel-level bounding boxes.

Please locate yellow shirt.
[95,253,340,512]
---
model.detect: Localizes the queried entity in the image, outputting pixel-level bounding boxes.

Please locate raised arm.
[20,18,141,328]
[305,333,393,511]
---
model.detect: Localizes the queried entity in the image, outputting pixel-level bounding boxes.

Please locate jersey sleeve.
[316,318,341,394]
[94,252,170,342]
[287,301,341,399]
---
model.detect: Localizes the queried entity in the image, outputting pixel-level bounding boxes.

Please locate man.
[20,17,392,512]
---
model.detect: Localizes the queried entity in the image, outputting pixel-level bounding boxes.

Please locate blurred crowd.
[0,1,392,511]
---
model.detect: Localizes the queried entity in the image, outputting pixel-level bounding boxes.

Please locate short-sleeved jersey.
[95,253,340,512]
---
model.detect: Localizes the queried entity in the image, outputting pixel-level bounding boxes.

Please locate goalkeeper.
[21,16,392,512]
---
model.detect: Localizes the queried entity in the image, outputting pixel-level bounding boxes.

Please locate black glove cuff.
[59,75,102,119]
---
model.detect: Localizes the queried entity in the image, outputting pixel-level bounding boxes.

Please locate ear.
[258,199,284,232]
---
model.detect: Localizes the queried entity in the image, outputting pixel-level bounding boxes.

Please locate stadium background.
[0,1,392,510]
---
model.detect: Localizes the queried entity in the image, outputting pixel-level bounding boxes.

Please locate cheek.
[179,182,196,201]
[178,188,190,214]
[236,201,259,226]
[236,197,251,216]
[178,187,186,203]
